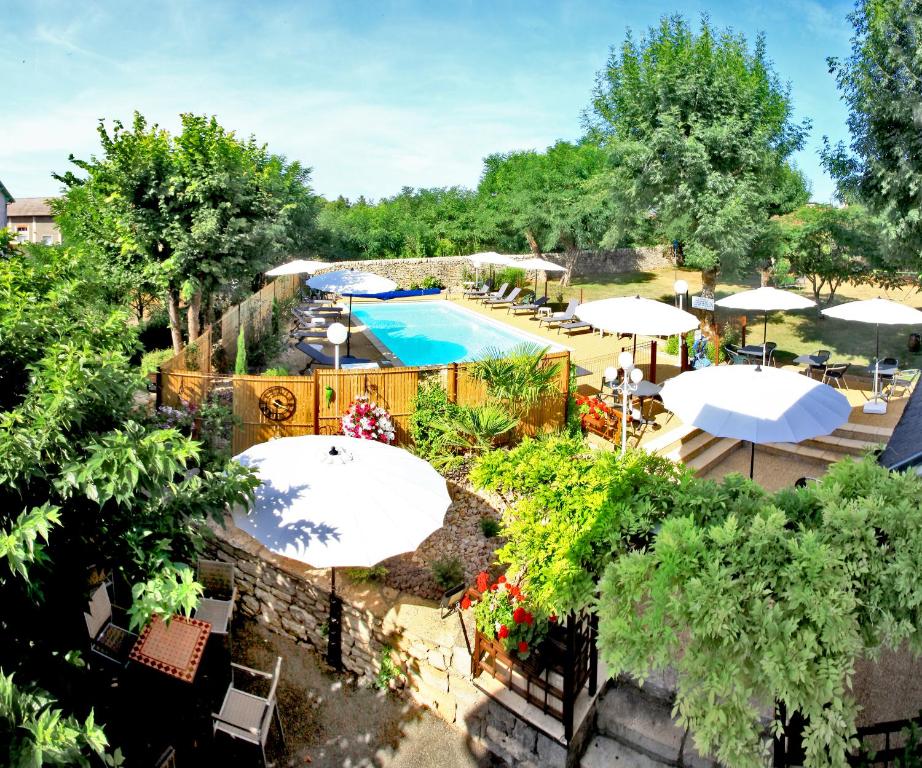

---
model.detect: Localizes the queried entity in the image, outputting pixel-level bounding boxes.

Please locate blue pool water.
[350,301,563,366]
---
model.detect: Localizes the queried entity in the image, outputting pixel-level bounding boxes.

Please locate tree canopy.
[822,0,922,273]
[585,15,810,282]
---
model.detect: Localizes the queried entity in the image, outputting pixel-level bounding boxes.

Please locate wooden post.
[649,341,657,383]
[681,337,690,371]
[312,370,320,435]
[563,614,576,742]
[155,368,163,409]
[740,314,747,347]
[447,363,458,403]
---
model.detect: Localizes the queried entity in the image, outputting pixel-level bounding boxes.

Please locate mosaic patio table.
[129,614,210,683]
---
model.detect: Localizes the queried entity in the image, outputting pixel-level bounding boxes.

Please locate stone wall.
[310,247,673,290]
[208,482,597,766]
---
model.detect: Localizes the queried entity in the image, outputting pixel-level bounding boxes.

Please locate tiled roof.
[879,385,922,471]
[7,197,56,217]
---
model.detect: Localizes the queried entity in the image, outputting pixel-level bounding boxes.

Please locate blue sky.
[2,0,854,203]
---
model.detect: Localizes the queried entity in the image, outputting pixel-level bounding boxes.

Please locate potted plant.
[574,394,624,440]
[342,394,396,444]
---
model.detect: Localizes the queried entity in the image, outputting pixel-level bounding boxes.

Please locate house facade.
[0,179,12,231]
[6,196,62,245]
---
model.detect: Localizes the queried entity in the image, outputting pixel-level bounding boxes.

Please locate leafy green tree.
[822,0,922,272]
[235,325,247,374]
[586,16,810,295]
[55,112,320,352]
[777,204,879,304]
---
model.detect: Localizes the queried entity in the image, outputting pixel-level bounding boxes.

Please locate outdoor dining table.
[793,354,829,377]
[739,344,770,363]
[603,379,663,423]
[129,614,211,683]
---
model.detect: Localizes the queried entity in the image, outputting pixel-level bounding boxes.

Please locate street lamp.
[673,279,689,310]
[612,352,644,456]
[326,322,348,370]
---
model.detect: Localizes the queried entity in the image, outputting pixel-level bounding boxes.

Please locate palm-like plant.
[428,404,517,469]
[469,344,562,417]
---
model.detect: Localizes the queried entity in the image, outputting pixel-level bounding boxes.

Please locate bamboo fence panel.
[160,371,215,409]
[232,374,315,454]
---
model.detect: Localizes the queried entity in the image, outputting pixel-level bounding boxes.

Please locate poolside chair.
[557,318,593,335]
[877,357,899,387]
[883,368,919,399]
[294,341,374,373]
[479,283,508,304]
[723,344,749,365]
[463,283,491,298]
[213,656,285,768]
[508,295,548,316]
[193,559,237,640]
[289,326,328,340]
[537,299,578,329]
[822,363,850,389]
[808,350,831,378]
[84,584,137,668]
[762,342,778,366]
[485,286,521,308]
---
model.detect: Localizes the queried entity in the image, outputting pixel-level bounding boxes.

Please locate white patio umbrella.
[821,298,922,409]
[660,365,851,479]
[716,287,816,366]
[517,257,566,298]
[307,270,397,356]
[575,295,699,337]
[467,252,515,288]
[233,435,452,665]
[264,259,330,276]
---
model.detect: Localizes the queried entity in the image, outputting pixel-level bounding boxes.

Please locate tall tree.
[55,113,320,352]
[822,0,922,272]
[586,16,810,301]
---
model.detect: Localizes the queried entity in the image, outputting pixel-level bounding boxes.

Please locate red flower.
[513,606,527,624]
[549,615,557,623]
[508,585,522,600]
[490,583,498,591]
[524,612,534,626]
[476,572,489,592]
[460,596,471,610]
[497,574,506,584]
[498,625,509,639]
[518,641,529,654]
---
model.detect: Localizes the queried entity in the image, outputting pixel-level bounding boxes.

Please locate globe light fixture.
[613,352,644,456]
[327,322,348,369]
[674,279,689,310]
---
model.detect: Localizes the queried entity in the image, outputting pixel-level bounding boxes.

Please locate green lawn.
[543,267,922,370]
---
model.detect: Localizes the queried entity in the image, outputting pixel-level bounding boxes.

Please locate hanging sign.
[691,294,715,311]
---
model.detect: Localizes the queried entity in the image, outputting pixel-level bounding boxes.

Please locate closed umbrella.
[517,257,566,298]
[575,295,699,337]
[715,287,816,366]
[307,270,397,355]
[233,435,451,665]
[265,259,330,276]
[821,298,922,410]
[660,365,851,479]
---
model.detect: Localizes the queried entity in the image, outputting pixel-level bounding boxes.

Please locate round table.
[793,354,829,377]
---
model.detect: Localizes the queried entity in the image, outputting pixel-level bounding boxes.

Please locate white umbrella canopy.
[265,259,330,276]
[575,295,699,337]
[233,435,452,568]
[660,365,851,478]
[467,251,515,267]
[306,269,397,296]
[716,286,816,365]
[516,257,566,297]
[821,298,922,356]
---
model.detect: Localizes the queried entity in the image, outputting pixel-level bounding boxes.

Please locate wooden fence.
[158,350,570,455]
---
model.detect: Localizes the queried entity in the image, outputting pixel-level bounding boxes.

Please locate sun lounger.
[289,327,329,339]
[294,341,373,373]
[558,319,592,335]
[485,287,522,308]
[463,283,491,298]
[538,299,578,328]
[508,296,549,315]
[479,283,509,303]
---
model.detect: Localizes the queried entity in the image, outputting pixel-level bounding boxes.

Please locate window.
[42,235,53,246]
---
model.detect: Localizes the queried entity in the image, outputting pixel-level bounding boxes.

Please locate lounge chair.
[294,304,343,317]
[479,283,508,304]
[294,341,374,373]
[463,283,491,298]
[537,299,578,328]
[558,318,592,335]
[485,287,521,308]
[289,326,329,340]
[508,295,548,316]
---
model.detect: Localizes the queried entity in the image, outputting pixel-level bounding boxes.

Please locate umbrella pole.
[326,566,343,670]
[763,312,768,367]
[346,295,353,357]
[749,441,755,480]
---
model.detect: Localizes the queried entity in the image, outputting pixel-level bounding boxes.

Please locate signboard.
[691,294,715,311]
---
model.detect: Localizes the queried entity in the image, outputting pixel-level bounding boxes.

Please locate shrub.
[262,366,289,376]
[234,326,247,374]
[373,647,400,690]
[344,565,388,584]
[140,348,174,377]
[494,266,527,289]
[480,517,502,538]
[428,404,517,469]
[421,275,444,289]
[409,380,457,460]
[431,557,464,590]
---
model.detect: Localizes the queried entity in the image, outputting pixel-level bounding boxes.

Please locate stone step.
[804,433,881,456]
[580,735,671,768]
[833,421,893,442]
[594,681,716,767]
[686,438,742,475]
[662,430,719,464]
[642,423,699,455]
[761,441,840,464]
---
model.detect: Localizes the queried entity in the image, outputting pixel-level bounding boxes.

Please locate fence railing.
[572,339,659,390]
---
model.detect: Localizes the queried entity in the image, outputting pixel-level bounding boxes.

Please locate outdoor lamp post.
[326,322,348,370]
[673,279,688,311]
[615,351,644,456]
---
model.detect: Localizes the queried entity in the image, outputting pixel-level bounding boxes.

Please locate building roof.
[7,197,57,217]
[0,179,13,203]
[878,384,922,472]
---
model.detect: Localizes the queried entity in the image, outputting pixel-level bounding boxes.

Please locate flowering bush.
[342,395,395,444]
[152,402,197,435]
[574,394,622,429]
[463,572,547,660]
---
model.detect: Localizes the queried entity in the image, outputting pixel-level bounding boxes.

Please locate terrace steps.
[644,425,741,475]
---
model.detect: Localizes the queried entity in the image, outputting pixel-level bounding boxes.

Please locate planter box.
[581,413,623,441]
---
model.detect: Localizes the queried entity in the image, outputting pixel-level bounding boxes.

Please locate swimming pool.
[350,301,565,366]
